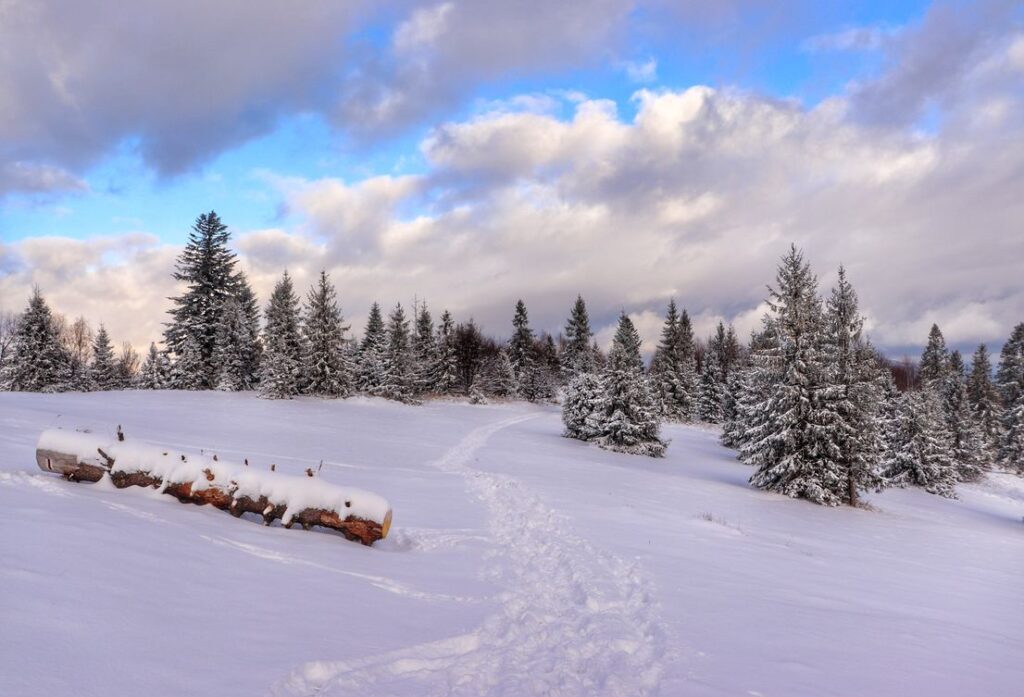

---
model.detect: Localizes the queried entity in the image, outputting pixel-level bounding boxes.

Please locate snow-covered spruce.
[259,271,305,399]
[35,428,392,545]
[592,314,666,457]
[882,388,959,498]
[561,371,604,440]
[648,299,698,422]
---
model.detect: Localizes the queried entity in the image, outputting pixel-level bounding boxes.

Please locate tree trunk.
[36,433,391,546]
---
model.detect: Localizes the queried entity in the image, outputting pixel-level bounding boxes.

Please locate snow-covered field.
[1,392,1021,697]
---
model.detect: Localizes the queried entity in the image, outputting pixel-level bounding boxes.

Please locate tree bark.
[37,443,390,546]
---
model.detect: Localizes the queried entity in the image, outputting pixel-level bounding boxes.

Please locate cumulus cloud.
[0,234,179,351]
[3,1,1022,358]
[0,0,369,189]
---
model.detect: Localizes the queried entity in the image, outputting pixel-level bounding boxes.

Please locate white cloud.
[620,57,658,83]
[4,25,1024,356]
[802,24,898,53]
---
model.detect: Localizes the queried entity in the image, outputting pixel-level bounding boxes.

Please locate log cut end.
[35,428,393,547]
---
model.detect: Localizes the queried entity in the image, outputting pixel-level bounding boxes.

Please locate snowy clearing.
[1,391,1022,697]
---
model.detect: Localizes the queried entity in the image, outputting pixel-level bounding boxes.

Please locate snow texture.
[2,390,1022,697]
[36,428,391,525]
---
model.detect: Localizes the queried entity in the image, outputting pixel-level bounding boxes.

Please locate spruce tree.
[509,298,536,388]
[413,302,438,394]
[214,297,257,391]
[997,323,1024,471]
[356,303,387,394]
[433,309,459,394]
[233,272,263,383]
[379,303,416,402]
[137,343,172,389]
[478,349,519,398]
[258,272,304,399]
[562,295,594,378]
[723,322,781,453]
[6,288,70,392]
[650,299,697,421]
[882,389,959,497]
[823,266,885,505]
[697,344,724,422]
[941,350,986,481]
[164,211,239,388]
[562,371,604,440]
[594,314,666,457]
[170,333,205,389]
[967,344,1002,454]
[90,325,118,390]
[0,311,19,390]
[302,271,351,397]
[919,324,949,386]
[746,246,846,505]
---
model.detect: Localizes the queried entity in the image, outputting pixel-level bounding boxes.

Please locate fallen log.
[35,429,392,546]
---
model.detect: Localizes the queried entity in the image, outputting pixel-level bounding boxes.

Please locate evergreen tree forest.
[2,214,1022,486]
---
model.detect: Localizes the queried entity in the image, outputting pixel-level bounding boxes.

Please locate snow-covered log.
[35,429,392,546]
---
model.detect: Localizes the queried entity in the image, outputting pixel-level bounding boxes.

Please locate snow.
[35,428,391,526]
[1,390,1022,696]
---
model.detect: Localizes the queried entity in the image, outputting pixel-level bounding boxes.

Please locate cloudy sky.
[1,0,1022,357]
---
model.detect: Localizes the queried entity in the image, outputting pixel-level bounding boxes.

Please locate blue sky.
[1,0,935,244]
[1,0,1021,356]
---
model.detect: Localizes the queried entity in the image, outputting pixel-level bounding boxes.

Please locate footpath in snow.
[277,412,670,696]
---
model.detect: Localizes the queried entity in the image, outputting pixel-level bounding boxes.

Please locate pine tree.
[997,323,1024,471]
[356,303,387,394]
[433,309,459,394]
[214,297,257,391]
[967,344,1002,455]
[746,246,846,505]
[379,303,416,402]
[302,271,351,397]
[650,300,698,421]
[137,343,172,389]
[562,372,604,440]
[562,295,594,378]
[822,266,885,505]
[413,302,438,394]
[594,314,666,457]
[164,211,239,388]
[90,325,118,390]
[259,272,304,399]
[883,388,958,497]
[918,324,949,386]
[6,288,70,392]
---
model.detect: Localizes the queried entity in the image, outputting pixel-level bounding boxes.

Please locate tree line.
[1,214,1021,493]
